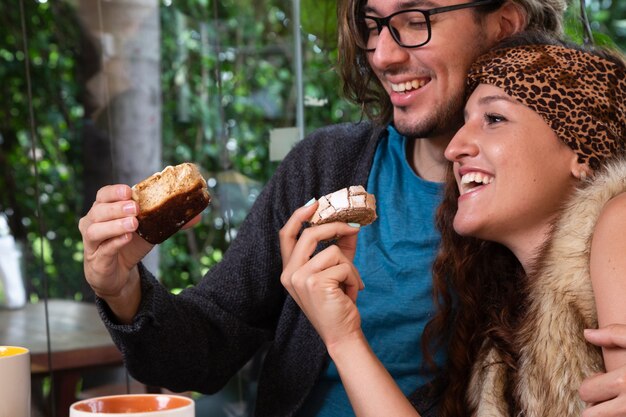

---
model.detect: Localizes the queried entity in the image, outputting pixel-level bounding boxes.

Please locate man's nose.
[369,27,410,70]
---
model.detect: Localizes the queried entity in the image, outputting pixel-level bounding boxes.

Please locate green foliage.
[1,0,624,299]
[1,1,85,299]
[157,0,360,288]
[565,0,626,48]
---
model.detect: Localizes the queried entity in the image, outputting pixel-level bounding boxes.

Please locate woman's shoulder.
[589,190,626,278]
[592,158,626,232]
[595,192,626,235]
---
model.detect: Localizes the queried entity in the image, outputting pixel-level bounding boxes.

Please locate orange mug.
[69,394,194,416]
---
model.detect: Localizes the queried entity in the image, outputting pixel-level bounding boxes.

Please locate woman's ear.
[571,160,592,181]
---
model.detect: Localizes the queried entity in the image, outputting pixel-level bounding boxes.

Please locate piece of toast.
[131,163,211,244]
[309,185,377,226]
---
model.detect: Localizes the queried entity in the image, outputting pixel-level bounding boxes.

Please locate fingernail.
[123,202,137,215]
[347,223,361,228]
[117,185,128,199]
[304,198,316,207]
[122,218,136,231]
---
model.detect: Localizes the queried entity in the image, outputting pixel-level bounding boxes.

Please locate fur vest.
[467,159,626,416]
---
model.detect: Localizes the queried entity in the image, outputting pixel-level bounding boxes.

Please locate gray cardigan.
[97,122,439,416]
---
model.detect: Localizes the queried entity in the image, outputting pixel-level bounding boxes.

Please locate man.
[581,326,626,415]
[79,0,623,415]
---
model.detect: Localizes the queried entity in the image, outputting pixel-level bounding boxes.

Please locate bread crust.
[309,185,377,226]
[132,163,211,244]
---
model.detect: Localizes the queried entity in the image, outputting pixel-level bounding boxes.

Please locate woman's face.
[444,84,579,263]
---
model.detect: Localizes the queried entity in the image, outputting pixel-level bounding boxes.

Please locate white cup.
[69,394,194,416]
[0,346,31,417]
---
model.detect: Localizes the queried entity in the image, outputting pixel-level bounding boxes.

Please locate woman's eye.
[484,113,506,124]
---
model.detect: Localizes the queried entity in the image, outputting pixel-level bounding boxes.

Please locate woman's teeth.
[461,172,493,185]
[391,79,427,93]
[460,172,494,193]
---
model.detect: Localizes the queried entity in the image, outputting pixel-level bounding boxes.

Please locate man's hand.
[580,325,626,416]
[78,184,154,323]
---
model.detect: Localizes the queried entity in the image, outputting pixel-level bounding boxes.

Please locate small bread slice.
[309,185,377,226]
[132,163,211,244]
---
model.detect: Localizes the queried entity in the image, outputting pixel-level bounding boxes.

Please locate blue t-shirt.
[299,126,445,416]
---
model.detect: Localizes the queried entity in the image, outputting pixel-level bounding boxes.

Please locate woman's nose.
[369,27,410,70]
[444,124,479,162]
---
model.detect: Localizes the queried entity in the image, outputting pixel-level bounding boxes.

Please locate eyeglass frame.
[359,0,502,51]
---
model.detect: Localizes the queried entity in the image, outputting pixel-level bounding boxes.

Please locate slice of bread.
[132,163,211,244]
[309,185,377,226]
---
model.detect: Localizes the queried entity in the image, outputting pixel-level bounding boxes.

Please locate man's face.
[364,0,500,139]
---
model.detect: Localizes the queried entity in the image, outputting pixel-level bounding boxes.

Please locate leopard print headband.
[467,44,626,170]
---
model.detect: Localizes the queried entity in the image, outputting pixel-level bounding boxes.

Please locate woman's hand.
[280,201,422,417]
[280,201,364,348]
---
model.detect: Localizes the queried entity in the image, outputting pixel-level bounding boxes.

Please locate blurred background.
[1,0,363,303]
[1,0,625,416]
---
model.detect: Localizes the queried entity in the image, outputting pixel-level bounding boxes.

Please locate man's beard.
[393,88,466,140]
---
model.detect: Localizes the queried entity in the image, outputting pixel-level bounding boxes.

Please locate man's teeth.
[461,172,494,186]
[391,79,427,92]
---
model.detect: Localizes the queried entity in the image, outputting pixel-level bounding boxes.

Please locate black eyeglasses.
[358,0,501,51]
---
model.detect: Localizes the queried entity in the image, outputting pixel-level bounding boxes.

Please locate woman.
[280,33,626,416]
[430,32,626,416]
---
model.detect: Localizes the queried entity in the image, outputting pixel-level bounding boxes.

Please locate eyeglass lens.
[363,11,429,50]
